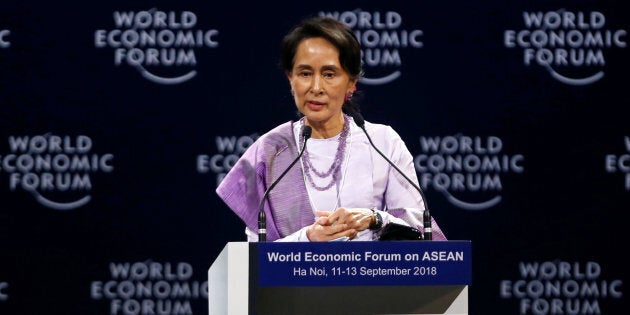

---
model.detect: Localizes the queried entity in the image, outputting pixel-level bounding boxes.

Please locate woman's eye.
[323,72,335,79]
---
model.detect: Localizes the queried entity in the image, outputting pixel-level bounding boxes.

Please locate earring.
[345,86,357,101]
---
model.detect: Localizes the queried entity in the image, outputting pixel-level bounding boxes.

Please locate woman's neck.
[305,115,345,139]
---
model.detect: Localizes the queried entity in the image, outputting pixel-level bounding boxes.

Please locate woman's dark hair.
[280,16,364,115]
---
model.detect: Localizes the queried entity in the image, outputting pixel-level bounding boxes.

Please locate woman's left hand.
[318,207,374,235]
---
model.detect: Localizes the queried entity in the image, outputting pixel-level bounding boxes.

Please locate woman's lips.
[306,101,325,110]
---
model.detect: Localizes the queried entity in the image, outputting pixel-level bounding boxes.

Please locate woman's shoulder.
[363,120,401,139]
[264,120,294,138]
[254,120,297,152]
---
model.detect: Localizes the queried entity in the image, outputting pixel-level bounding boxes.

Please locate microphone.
[258,125,312,242]
[347,109,432,240]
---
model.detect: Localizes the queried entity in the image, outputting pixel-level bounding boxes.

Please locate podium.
[208,241,471,314]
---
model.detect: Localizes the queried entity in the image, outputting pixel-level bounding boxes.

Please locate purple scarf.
[216,121,314,241]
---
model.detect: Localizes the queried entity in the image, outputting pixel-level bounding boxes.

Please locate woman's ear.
[350,77,358,87]
[348,79,358,93]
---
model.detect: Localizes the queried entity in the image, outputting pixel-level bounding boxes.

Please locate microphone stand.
[347,109,432,240]
[258,126,312,242]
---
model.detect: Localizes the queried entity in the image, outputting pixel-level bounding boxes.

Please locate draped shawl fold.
[216,121,313,241]
[216,119,447,241]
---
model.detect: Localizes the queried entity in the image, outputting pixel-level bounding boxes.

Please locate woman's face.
[287,37,357,130]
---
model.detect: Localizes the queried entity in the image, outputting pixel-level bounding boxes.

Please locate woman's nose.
[310,76,324,94]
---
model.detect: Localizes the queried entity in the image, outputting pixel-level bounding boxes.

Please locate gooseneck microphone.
[257,125,312,242]
[347,109,432,240]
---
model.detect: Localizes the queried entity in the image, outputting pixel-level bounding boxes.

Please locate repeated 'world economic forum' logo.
[500,260,623,314]
[0,281,8,301]
[321,10,424,85]
[504,10,627,86]
[197,134,259,188]
[91,261,207,314]
[414,135,524,211]
[605,136,630,190]
[94,9,219,85]
[0,29,9,48]
[0,134,114,210]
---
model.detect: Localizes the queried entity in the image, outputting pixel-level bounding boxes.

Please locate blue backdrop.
[1,0,627,314]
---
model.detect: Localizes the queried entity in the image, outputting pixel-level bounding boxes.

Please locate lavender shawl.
[216,120,447,241]
[216,121,313,241]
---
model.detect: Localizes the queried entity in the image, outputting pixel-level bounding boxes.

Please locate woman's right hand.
[306,210,358,241]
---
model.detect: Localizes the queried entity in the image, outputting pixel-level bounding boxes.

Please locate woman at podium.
[216,16,446,242]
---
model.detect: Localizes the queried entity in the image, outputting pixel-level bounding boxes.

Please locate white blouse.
[245,117,425,242]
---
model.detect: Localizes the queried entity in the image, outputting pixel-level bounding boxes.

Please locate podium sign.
[258,241,471,286]
[209,241,471,314]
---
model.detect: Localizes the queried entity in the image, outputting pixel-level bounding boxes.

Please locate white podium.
[209,241,471,314]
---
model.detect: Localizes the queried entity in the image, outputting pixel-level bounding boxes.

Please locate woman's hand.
[328,207,374,232]
[306,208,374,241]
